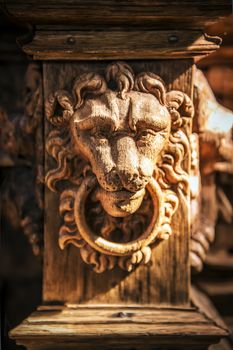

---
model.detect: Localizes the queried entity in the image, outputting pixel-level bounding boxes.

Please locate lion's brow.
[75,115,116,130]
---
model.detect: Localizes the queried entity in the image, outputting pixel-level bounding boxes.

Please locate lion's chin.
[95,187,146,217]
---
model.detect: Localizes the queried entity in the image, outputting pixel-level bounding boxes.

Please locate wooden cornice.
[4,0,232,60]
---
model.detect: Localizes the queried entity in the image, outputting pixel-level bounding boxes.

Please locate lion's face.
[71,90,171,217]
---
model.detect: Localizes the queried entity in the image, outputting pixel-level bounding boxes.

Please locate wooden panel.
[21,30,221,60]
[43,60,193,306]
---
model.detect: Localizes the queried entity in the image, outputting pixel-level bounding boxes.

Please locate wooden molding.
[5,1,230,60]
[20,30,222,60]
[10,304,229,350]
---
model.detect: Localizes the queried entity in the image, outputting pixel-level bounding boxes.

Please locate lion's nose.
[118,170,146,192]
[105,168,122,191]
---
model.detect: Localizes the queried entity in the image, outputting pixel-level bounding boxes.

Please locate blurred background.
[0,9,232,350]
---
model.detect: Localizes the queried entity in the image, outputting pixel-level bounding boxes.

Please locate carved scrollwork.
[0,63,44,256]
[191,69,233,273]
[45,62,194,272]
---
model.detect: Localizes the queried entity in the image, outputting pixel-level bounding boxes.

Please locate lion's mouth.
[95,187,146,217]
[115,188,145,200]
[116,187,145,203]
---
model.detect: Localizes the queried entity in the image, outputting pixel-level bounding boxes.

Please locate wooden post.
[6,1,232,349]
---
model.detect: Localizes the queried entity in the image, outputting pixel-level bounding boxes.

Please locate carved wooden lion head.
[45,62,194,272]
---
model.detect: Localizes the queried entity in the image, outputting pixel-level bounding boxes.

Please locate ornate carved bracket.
[190,69,233,272]
[45,62,194,273]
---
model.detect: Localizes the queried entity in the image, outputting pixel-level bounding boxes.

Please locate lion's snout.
[98,135,150,193]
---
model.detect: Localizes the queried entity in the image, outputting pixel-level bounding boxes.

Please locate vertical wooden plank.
[43,59,193,306]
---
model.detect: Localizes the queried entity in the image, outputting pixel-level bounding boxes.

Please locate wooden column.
[6,1,231,349]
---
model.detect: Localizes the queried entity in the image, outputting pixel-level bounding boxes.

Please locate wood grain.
[43,60,193,306]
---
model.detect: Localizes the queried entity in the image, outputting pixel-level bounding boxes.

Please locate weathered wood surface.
[10,306,228,350]
[5,0,231,29]
[43,60,193,306]
[21,30,221,60]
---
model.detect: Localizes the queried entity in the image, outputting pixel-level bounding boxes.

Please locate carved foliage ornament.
[45,62,194,273]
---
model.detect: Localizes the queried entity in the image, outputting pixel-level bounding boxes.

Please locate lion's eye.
[136,129,157,147]
[90,127,108,139]
[137,129,156,139]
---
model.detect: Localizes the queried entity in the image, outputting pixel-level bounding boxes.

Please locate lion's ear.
[73,72,107,109]
[166,91,194,129]
[45,90,74,127]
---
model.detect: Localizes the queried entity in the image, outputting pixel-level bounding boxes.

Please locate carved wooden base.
[10,304,228,350]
